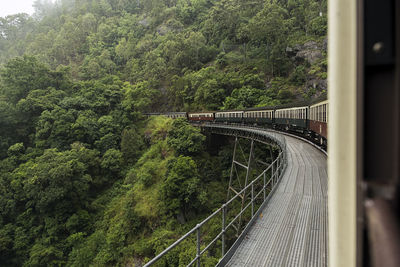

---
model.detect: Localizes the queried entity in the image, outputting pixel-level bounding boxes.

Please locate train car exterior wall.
[188,113,214,121]
[215,111,243,123]
[243,110,274,125]
[274,106,309,131]
[309,100,328,140]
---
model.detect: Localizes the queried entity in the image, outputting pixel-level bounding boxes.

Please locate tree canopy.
[0,0,327,265]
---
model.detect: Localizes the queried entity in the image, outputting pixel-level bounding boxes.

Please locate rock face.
[286,40,325,65]
[306,78,327,91]
[286,39,327,95]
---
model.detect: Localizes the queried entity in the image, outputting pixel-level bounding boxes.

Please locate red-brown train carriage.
[309,100,328,146]
[187,112,215,122]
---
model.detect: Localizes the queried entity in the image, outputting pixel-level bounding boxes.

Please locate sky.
[0,0,36,18]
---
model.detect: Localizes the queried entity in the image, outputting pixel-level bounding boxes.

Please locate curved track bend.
[225,133,328,267]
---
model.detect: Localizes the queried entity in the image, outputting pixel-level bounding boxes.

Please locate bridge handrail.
[144,124,287,267]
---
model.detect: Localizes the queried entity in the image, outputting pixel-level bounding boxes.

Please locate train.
[157,97,328,148]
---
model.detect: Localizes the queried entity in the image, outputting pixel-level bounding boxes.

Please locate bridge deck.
[227,135,328,267]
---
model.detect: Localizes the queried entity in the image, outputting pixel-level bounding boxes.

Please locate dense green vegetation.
[0,0,327,265]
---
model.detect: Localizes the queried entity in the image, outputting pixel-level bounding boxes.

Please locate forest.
[0,0,327,266]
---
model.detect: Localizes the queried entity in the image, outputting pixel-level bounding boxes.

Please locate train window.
[320,106,322,122]
[315,107,317,121]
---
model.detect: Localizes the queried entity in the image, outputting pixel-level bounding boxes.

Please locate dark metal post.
[227,136,238,200]
[278,154,281,177]
[197,225,201,267]
[222,204,226,256]
[251,183,254,217]
[263,171,266,200]
[272,160,275,186]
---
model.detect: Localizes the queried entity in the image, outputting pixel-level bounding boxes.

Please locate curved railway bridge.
[145,124,327,267]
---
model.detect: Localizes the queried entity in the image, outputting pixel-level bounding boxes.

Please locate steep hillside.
[1,0,327,111]
[0,0,327,265]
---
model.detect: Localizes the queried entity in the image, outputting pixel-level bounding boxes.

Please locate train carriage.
[274,106,308,132]
[215,111,243,123]
[188,112,214,122]
[309,100,328,145]
[164,112,187,119]
[243,109,274,125]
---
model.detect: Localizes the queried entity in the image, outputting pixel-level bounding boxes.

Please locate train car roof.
[215,110,244,113]
[244,106,275,111]
[187,111,215,114]
[273,94,328,109]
